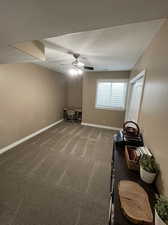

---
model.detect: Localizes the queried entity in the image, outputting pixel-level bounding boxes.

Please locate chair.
[66,110,75,122]
[75,108,82,122]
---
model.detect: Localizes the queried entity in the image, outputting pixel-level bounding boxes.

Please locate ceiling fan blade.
[84,66,94,70]
[43,40,94,70]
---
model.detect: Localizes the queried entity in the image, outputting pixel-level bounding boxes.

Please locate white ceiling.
[34,19,164,74]
[0,0,168,46]
[0,0,167,74]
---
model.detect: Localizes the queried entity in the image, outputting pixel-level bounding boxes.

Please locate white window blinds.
[96,80,127,110]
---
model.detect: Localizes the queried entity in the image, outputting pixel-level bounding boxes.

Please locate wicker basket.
[125,146,140,171]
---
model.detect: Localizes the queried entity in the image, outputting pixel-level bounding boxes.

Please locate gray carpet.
[0,122,115,225]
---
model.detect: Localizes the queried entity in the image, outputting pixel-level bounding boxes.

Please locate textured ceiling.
[34,19,164,74]
[0,0,167,74]
[0,0,168,45]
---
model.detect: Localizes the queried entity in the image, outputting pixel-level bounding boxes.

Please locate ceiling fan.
[71,52,94,71]
[44,41,94,71]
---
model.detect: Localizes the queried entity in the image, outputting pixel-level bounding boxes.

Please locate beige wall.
[0,63,66,149]
[82,71,130,128]
[66,76,83,108]
[130,20,168,196]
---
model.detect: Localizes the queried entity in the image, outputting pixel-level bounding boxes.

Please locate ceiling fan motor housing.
[73,53,80,59]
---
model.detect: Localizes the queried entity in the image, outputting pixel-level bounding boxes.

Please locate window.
[95,79,127,110]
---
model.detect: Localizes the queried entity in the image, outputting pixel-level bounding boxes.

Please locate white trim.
[130,70,146,84]
[0,119,63,155]
[81,122,121,131]
[95,106,125,111]
[97,79,128,83]
[125,69,146,122]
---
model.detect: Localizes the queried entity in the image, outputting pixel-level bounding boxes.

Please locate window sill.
[95,106,125,111]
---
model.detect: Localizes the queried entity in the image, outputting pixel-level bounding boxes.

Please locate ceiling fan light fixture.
[77,61,84,67]
[69,68,77,76]
[77,68,83,75]
[72,59,84,68]
[69,68,83,76]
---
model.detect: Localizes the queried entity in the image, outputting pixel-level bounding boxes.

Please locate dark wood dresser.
[109,134,157,225]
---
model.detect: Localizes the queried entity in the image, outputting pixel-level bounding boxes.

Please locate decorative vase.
[155,209,166,225]
[140,166,156,184]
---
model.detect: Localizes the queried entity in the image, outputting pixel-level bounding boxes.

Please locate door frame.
[125,69,146,122]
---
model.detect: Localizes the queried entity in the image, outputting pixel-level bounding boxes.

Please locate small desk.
[63,108,82,122]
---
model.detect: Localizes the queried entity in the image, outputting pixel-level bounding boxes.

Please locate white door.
[127,77,144,122]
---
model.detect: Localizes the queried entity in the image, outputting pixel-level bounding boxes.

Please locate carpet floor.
[0,121,115,225]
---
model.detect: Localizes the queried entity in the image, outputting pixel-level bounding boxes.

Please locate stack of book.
[136,146,152,158]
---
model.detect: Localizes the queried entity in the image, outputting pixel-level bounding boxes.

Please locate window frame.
[95,79,128,111]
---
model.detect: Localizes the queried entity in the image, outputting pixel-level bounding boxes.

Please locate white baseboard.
[81,122,121,131]
[0,119,64,155]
